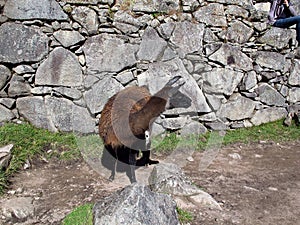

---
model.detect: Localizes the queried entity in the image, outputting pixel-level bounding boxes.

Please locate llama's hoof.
[108,175,115,181]
[148,159,159,165]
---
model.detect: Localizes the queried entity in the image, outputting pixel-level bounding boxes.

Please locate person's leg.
[274,16,300,46]
[273,16,300,29]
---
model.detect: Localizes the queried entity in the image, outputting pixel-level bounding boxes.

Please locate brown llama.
[99,76,184,183]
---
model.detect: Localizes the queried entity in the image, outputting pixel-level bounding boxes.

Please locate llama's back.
[99,86,151,148]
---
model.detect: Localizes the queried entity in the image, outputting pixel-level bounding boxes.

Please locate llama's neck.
[130,96,167,134]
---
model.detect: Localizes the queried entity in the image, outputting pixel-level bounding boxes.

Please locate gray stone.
[288,87,300,103]
[115,70,135,85]
[137,58,211,113]
[205,121,229,130]
[201,68,244,96]
[258,27,294,49]
[35,47,83,87]
[208,43,253,71]
[170,21,205,56]
[31,86,53,95]
[0,105,14,122]
[137,27,167,62]
[225,20,254,44]
[0,22,49,63]
[45,96,95,133]
[82,34,138,73]
[13,65,35,74]
[132,0,180,13]
[157,22,176,40]
[53,87,82,100]
[71,6,99,35]
[250,107,287,126]
[0,197,35,222]
[203,28,220,43]
[225,5,249,18]
[93,183,179,225]
[289,59,300,86]
[84,76,124,114]
[61,0,101,4]
[255,51,286,71]
[3,0,68,21]
[217,95,256,120]
[17,96,56,131]
[113,11,152,33]
[241,71,257,91]
[194,3,227,27]
[256,83,286,106]
[204,94,225,111]
[53,30,85,48]
[0,144,13,170]
[149,163,221,210]
[162,117,188,130]
[199,112,217,122]
[181,120,207,136]
[0,65,11,90]
[0,98,15,109]
[8,75,31,97]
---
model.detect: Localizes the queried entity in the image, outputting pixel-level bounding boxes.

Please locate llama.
[99,76,184,183]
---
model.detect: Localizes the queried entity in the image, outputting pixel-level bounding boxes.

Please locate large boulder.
[93,183,179,225]
[0,23,49,63]
[35,47,83,87]
[3,0,68,21]
[149,163,222,210]
[82,34,138,74]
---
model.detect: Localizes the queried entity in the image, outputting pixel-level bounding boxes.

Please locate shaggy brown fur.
[99,76,183,183]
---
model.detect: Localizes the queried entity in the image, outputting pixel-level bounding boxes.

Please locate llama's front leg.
[127,150,137,183]
[136,130,159,166]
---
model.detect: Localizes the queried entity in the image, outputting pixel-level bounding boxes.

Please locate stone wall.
[0,0,300,135]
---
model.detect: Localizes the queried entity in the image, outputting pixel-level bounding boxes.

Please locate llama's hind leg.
[109,156,117,181]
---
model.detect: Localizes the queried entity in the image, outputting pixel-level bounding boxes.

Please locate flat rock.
[149,163,222,210]
[256,83,286,106]
[208,43,253,71]
[170,21,205,56]
[202,67,244,96]
[71,6,99,34]
[53,30,85,48]
[250,107,287,126]
[0,22,49,63]
[0,65,11,90]
[82,33,138,73]
[3,0,68,21]
[35,47,83,87]
[217,95,256,120]
[0,197,35,223]
[137,27,167,62]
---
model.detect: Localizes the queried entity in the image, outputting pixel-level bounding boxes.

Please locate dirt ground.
[1,140,300,225]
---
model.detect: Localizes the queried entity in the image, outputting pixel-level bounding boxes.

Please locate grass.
[0,119,299,222]
[62,203,93,225]
[0,122,80,194]
[152,119,300,153]
[177,207,193,223]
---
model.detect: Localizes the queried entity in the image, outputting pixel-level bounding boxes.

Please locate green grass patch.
[0,122,80,194]
[153,119,300,153]
[62,203,93,225]
[177,207,193,223]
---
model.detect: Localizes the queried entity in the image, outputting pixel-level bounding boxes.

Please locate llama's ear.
[165,76,182,87]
